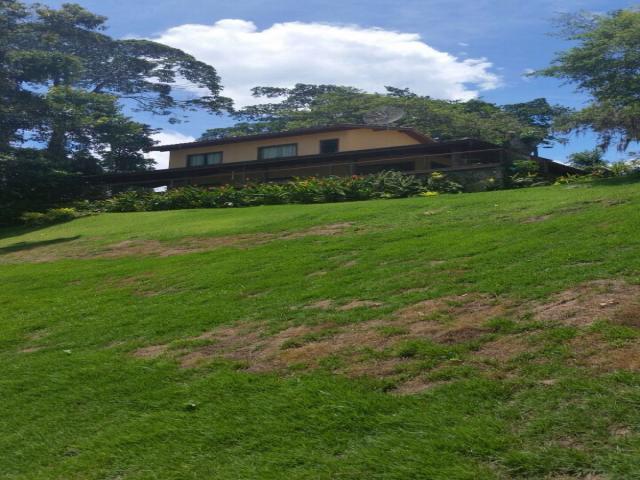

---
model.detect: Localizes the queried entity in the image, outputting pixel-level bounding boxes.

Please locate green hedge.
[96,171,463,213]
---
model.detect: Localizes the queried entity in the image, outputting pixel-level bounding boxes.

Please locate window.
[319,138,339,154]
[258,143,297,160]
[187,151,223,167]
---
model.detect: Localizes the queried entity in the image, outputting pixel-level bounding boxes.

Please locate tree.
[567,149,607,171]
[199,84,563,156]
[39,86,156,173]
[0,1,232,222]
[2,1,232,169]
[536,8,640,150]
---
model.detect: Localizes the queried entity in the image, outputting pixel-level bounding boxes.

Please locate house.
[89,124,581,190]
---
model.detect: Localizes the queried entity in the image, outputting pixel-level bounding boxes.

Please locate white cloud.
[148,131,195,169]
[150,19,501,106]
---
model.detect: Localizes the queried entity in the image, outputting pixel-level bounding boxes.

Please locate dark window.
[187,151,223,167]
[319,138,339,154]
[258,143,297,160]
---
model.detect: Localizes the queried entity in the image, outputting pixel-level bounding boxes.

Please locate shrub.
[45,208,78,223]
[94,171,466,215]
[554,173,595,185]
[20,207,79,226]
[426,172,463,193]
[19,212,47,226]
[101,191,151,212]
[0,152,91,225]
[360,170,426,198]
[509,160,544,188]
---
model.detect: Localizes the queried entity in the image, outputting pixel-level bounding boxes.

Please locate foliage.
[609,158,640,176]
[536,8,640,150]
[0,0,233,222]
[567,149,607,172]
[425,171,464,194]
[508,159,546,188]
[91,171,463,214]
[19,207,79,226]
[1,0,229,169]
[0,151,92,225]
[199,84,565,155]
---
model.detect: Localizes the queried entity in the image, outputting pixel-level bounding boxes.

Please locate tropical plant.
[82,171,464,217]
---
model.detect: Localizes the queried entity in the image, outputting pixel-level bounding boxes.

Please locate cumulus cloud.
[148,131,195,169]
[150,19,501,106]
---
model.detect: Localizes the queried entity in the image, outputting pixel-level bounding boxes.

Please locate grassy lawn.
[2,177,640,479]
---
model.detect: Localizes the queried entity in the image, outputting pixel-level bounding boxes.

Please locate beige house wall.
[168,128,424,168]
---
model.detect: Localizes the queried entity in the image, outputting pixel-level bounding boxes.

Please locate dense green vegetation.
[2,177,640,479]
[535,8,640,150]
[0,0,230,223]
[200,84,566,157]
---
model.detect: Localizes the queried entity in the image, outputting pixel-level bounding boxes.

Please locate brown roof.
[149,124,433,151]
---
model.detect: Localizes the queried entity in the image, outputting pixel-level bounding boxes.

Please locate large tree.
[0,1,232,223]
[200,84,565,156]
[536,8,640,150]
[2,0,232,171]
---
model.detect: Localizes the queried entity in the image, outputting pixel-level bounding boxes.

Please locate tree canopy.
[0,0,232,223]
[200,84,567,156]
[536,8,640,150]
[1,0,232,172]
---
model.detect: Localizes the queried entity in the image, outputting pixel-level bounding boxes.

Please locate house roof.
[149,124,433,151]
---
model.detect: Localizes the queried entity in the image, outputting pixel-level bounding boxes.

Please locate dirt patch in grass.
[522,214,552,223]
[473,335,531,362]
[1,222,356,263]
[132,344,169,359]
[390,376,445,395]
[533,280,640,327]
[19,346,43,353]
[307,270,327,278]
[396,294,506,343]
[304,299,334,310]
[281,222,354,239]
[25,329,49,341]
[571,334,640,371]
[338,300,383,311]
[611,302,640,328]
[302,299,383,311]
[132,294,507,382]
[131,282,640,387]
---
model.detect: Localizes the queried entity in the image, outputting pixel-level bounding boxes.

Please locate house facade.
[166,125,430,168]
[89,124,581,190]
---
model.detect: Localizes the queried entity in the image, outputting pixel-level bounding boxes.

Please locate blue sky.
[38,0,639,165]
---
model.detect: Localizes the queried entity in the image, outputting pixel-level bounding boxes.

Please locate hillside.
[2,177,640,479]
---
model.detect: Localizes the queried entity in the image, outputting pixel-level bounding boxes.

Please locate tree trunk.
[47,125,67,165]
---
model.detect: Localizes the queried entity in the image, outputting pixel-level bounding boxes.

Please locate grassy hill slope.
[2,178,640,479]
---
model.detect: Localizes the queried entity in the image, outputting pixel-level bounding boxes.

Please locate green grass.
[2,177,640,479]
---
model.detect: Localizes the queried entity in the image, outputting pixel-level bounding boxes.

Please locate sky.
[37,0,639,168]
